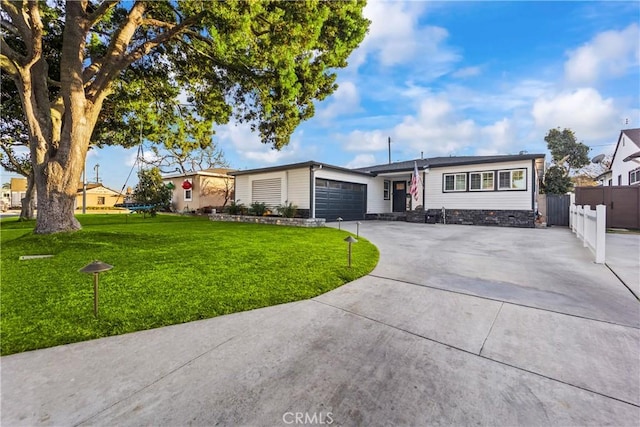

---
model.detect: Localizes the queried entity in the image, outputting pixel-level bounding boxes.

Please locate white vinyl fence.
[569,204,606,264]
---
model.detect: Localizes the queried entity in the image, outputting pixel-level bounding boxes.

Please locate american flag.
[409,161,420,201]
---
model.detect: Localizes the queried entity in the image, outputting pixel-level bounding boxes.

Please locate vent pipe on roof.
[421,151,423,159]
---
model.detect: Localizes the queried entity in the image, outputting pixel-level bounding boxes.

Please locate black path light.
[79,261,114,317]
[344,236,358,268]
[337,217,343,230]
[356,221,362,238]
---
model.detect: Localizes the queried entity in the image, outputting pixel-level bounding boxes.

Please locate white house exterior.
[599,128,640,186]
[232,154,545,227]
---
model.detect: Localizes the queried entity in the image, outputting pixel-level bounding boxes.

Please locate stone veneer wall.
[209,213,325,228]
[424,209,535,228]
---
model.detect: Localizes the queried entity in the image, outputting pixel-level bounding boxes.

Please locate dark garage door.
[315,178,366,221]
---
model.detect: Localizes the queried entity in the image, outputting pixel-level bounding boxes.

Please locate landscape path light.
[337,217,343,230]
[344,235,358,268]
[356,221,362,238]
[79,260,114,317]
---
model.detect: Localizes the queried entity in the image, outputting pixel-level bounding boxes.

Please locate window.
[469,172,494,191]
[618,175,622,186]
[184,189,192,201]
[630,169,640,185]
[444,173,466,192]
[97,196,105,205]
[498,169,526,190]
[383,180,390,200]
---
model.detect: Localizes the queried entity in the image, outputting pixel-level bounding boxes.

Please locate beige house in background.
[163,168,234,213]
[9,177,29,207]
[74,184,122,209]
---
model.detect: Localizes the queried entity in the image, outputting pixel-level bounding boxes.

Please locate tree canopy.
[0,0,369,233]
[544,128,590,173]
[132,167,172,215]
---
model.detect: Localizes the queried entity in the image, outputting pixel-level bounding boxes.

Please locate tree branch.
[0,18,19,36]
[87,0,119,28]
[0,46,24,76]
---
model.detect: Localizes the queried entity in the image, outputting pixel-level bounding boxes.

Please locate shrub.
[250,202,268,216]
[277,201,297,218]
[226,201,246,215]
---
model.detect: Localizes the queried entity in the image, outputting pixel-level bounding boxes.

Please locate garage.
[315,178,366,221]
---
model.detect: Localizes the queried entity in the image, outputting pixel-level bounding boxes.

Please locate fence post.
[595,205,606,264]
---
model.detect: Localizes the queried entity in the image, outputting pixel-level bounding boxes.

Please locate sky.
[3,1,639,191]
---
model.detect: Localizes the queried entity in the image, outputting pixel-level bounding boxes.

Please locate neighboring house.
[74,183,122,209]
[231,153,545,227]
[597,128,640,186]
[9,177,28,208]
[163,168,234,213]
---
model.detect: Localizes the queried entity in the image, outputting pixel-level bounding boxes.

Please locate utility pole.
[388,136,391,164]
[94,164,100,183]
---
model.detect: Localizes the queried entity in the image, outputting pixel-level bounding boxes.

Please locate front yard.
[0,215,379,355]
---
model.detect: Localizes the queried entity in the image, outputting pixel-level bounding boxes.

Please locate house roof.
[75,183,120,194]
[607,128,640,169]
[229,161,374,177]
[162,168,236,180]
[355,153,545,174]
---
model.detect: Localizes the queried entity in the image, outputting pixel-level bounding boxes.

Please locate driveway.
[2,222,639,426]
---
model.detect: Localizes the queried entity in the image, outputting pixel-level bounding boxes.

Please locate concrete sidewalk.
[605,232,640,299]
[2,222,639,426]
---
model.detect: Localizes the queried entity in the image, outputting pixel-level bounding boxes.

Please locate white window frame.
[383,180,391,200]
[497,169,526,191]
[630,168,640,185]
[443,173,467,192]
[184,179,193,201]
[469,171,494,191]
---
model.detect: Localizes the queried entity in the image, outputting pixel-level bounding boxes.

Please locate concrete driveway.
[2,222,639,426]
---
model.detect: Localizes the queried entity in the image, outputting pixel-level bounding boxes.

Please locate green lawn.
[0,214,378,355]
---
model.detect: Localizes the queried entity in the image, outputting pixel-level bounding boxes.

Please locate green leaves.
[544,128,590,172]
[133,167,172,210]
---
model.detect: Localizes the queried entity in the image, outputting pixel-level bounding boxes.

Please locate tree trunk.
[34,183,81,233]
[19,174,35,221]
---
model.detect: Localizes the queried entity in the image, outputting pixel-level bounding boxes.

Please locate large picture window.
[444,173,467,192]
[498,169,526,190]
[469,172,494,191]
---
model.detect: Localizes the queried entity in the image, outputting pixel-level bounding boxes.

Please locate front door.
[392,181,406,212]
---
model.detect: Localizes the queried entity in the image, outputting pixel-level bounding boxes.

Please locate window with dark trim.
[497,169,526,190]
[97,196,105,205]
[383,180,391,200]
[469,171,494,191]
[444,173,467,192]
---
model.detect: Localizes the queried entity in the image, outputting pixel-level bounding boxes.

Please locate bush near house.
[0,215,378,355]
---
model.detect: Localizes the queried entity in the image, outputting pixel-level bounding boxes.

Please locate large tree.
[0,0,369,234]
[542,127,590,194]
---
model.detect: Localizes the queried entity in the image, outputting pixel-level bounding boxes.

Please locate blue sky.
[3,1,639,191]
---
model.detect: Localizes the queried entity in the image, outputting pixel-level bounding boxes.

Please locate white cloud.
[531,88,620,140]
[344,154,377,169]
[124,147,159,167]
[317,81,360,121]
[476,119,516,155]
[342,129,390,152]
[451,66,482,79]
[349,1,459,75]
[394,97,476,156]
[217,122,309,166]
[564,23,640,85]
